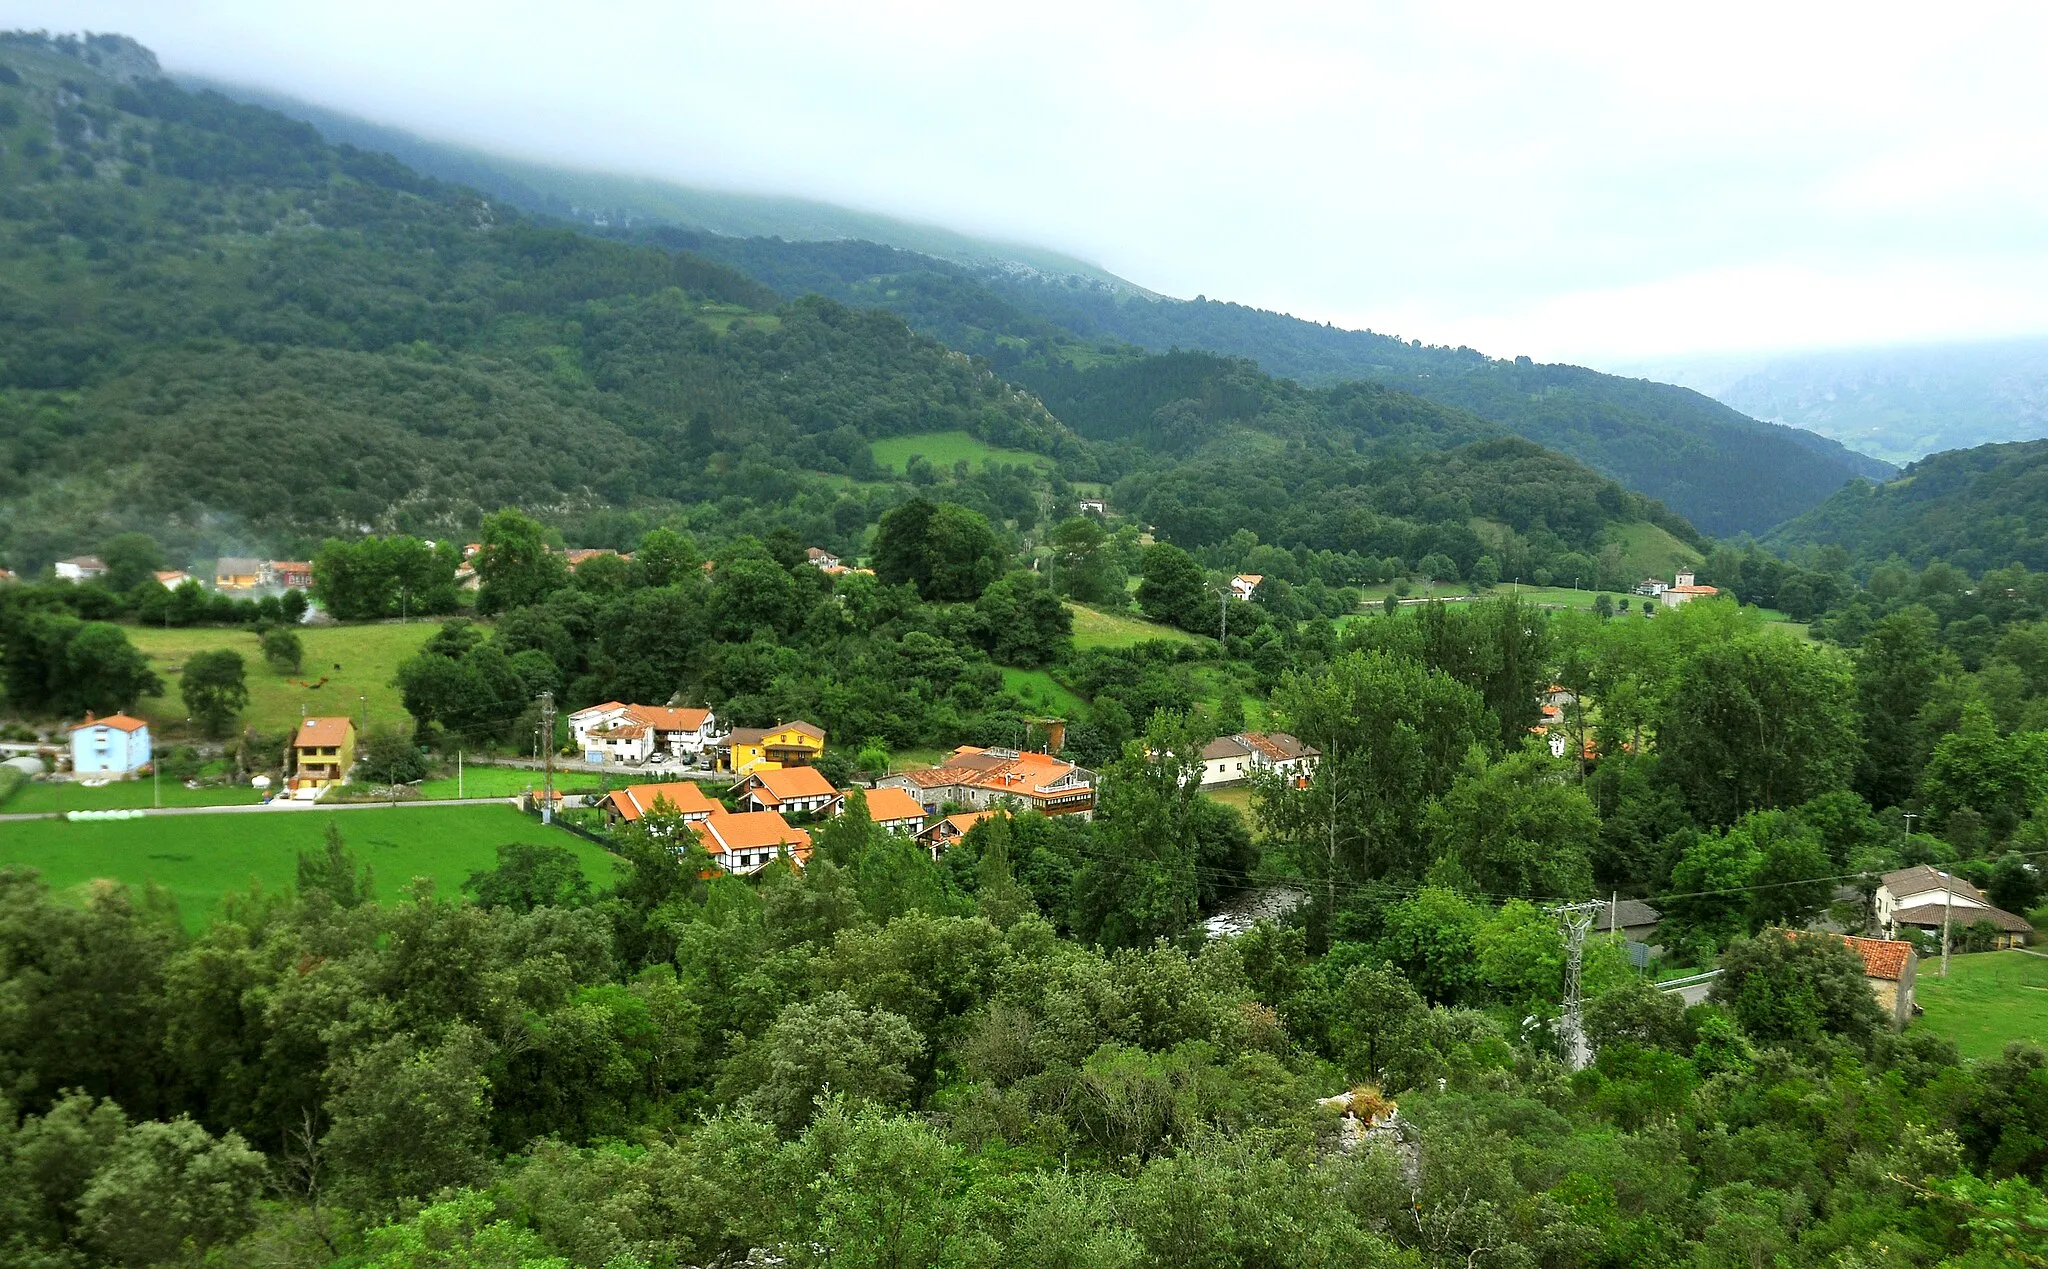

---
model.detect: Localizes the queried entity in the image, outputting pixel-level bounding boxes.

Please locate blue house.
[69,713,152,776]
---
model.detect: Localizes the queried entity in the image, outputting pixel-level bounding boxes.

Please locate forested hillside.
[0,32,1682,591]
[182,82,1890,538]
[1768,438,2048,572]
[651,235,1892,537]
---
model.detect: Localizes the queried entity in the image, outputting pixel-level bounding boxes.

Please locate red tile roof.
[1843,935,1915,981]
[745,766,839,801]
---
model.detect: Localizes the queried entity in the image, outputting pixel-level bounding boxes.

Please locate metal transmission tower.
[1550,901,1603,1071]
[537,691,557,825]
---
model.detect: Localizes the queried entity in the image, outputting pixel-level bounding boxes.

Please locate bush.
[259,626,302,675]
[0,766,24,808]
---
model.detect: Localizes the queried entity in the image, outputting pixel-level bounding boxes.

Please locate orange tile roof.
[694,810,812,855]
[747,766,839,801]
[862,786,927,823]
[71,713,149,734]
[1842,935,1915,981]
[608,781,720,822]
[919,810,1000,840]
[293,716,353,748]
[630,705,713,731]
[1668,585,1719,594]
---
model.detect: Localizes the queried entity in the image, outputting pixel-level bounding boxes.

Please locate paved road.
[0,796,518,824]
[471,757,727,781]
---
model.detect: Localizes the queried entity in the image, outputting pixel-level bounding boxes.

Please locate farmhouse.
[717,721,826,775]
[880,746,1095,819]
[860,786,929,835]
[604,780,719,825]
[1229,573,1263,601]
[806,547,841,570]
[214,557,265,591]
[734,766,843,816]
[916,809,1000,856]
[68,713,151,776]
[1596,898,1662,944]
[290,716,356,793]
[1197,731,1319,786]
[1875,865,2033,950]
[692,810,811,875]
[570,702,723,764]
[54,555,106,582]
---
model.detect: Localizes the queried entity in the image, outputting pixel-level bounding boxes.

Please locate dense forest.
[1767,439,2048,573]
[637,235,1892,538]
[0,32,1687,588]
[194,80,1903,540]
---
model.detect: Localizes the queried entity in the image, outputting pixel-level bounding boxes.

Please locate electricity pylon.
[1550,901,1603,1071]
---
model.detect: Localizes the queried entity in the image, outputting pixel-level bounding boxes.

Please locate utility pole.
[1549,901,1603,1070]
[538,692,556,824]
[457,748,463,800]
[1941,870,1955,979]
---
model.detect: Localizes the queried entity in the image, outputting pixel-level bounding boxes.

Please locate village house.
[880,746,1096,819]
[1633,577,1669,597]
[1596,898,1662,945]
[68,712,151,776]
[214,557,265,592]
[860,786,929,835]
[1077,498,1108,516]
[733,766,843,817]
[153,570,190,588]
[916,809,1000,857]
[1229,573,1264,602]
[692,810,812,875]
[587,719,654,766]
[1659,569,1720,609]
[1875,866,2033,948]
[269,560,313,590]
[54,555,106,582]
[806,547,841,570]
[569,702,723,764]
[717,721,826,775]
[564,548,631,570]
[289,716,356,794]
[1197,731,1320,787]
[604,780,720,826]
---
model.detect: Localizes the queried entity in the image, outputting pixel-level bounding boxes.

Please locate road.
[0,796,518,824]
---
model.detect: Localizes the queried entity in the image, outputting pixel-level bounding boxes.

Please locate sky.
[14,0,2048,364]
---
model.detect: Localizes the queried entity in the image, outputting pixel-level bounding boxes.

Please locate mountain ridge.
[179,77,1889,537]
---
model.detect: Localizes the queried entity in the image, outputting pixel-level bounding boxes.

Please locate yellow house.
[291,716,357,792]
[214,556,264,591]
[717,720,825,774]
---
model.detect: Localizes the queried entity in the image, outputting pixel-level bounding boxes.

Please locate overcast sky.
[14,1,2048,364]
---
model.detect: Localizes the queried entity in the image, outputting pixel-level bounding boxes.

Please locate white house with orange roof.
[860,786,929,835]
[734,766,843,816]
[604,780,720,827]
[693,810,812,875]
[878,746,1096,819]
[68,712,151,775]
[915,809,1003,857]
[1229,573,1263,601]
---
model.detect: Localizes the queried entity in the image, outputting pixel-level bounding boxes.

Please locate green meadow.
[0,803,619,929]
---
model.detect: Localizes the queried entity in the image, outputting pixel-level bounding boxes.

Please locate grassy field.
[869,430,1054,475]
[1606,520,1704,580]
[126,622,439,739]
[1913,949,2048,1060]
[1,778,263,814]
[1066,603,1202,650]
[1000,667,1088,715]
[0,803,619,929]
